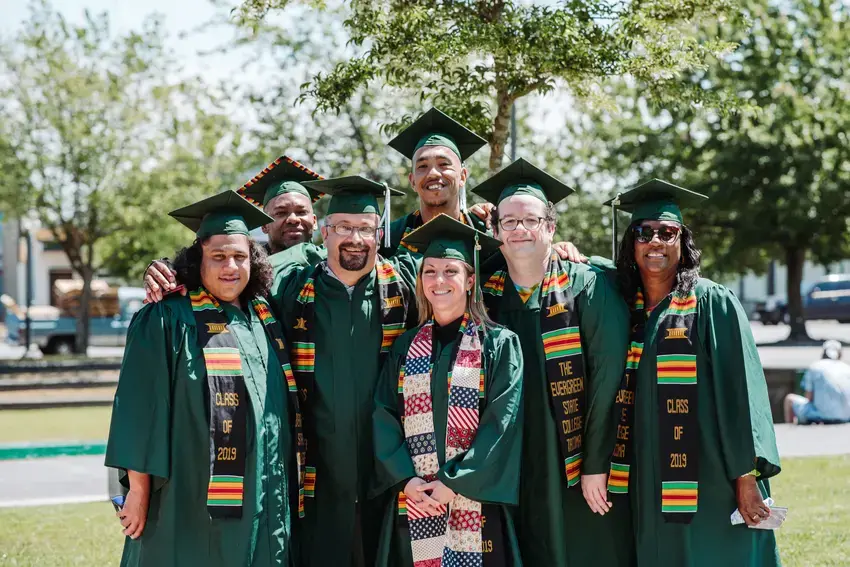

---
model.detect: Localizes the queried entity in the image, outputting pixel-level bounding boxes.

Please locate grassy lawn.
[0,455,847,566]
[0,407,112,443]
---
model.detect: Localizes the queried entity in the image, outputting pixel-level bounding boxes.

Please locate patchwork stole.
[400,314,486,567]
[608,290,699,523]
[483,253,587,486]
[289,258,409,500]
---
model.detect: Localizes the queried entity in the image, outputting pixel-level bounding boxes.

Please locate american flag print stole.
[290,258,408,502]
[401,314,486,567]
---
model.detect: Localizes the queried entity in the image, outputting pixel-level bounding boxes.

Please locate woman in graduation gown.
[105,192,302,567]
[603,180,782,566]
[372,214,525,567]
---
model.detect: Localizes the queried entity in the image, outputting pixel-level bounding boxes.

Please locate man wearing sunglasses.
[472,158,635,567]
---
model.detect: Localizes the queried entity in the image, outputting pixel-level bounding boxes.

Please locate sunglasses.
[634,225,681,244]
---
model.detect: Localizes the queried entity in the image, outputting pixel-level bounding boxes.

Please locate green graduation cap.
[169,190,274,239]
[237,155,324,208]
[387,108,487,162]
[603,178,708,224]
[471,158,575,206]
[402,213,502,301]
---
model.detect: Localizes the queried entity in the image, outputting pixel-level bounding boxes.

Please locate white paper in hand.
[730,497,788,529]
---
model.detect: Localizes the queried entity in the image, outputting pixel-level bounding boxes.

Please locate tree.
[235,0,739,172]
[583,0,850,340]
[0,0,243,352]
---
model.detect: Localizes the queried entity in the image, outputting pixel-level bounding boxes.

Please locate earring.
[467,289,472,296]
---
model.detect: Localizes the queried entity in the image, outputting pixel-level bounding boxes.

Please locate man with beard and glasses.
[272,175,421,567]
[106,191,302,567]
[381,108,494,257]
[600,180,780,567]
[471,158,635,567]
[143,156,327,303]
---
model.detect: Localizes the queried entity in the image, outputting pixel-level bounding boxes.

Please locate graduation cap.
[303,175,404,248]
[387,108,487,162]
[402,213,502,301]
[603,178,708,225]
[237,155,324,208]
[169,190,274,239]
[471,158,574,206]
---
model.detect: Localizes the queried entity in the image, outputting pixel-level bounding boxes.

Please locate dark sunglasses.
[634,225,681,244]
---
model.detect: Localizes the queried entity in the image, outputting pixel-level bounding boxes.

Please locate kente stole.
[189,288,305,519]
[290,258,409,500]
[608,289,699,523]
[400,314,486,567]
[483,253,586,486]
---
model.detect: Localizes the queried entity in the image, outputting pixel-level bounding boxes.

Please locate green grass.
[0,456,846,566]
[0,407,112,443]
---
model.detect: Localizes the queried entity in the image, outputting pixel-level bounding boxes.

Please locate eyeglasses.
[326,224,378,239]
[633,225,681,244]
[498,216,545,231]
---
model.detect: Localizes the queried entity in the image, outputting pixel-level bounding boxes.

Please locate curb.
[0,377,118,392]
[0,440,107,460]
[0,398,114,410]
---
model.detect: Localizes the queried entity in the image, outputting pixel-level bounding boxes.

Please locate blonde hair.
[415,260,493,328]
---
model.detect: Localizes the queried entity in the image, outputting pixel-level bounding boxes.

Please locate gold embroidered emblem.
[547,303,567,317]
[665,327,688,339]
[384,296,403,309]
[294,318,308,331]
[276,338,285,350]
[205,323,228,334]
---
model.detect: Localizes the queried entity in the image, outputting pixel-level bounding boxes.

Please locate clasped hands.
[404,477,456,515]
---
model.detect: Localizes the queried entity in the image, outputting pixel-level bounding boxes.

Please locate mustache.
[340,245,369,252]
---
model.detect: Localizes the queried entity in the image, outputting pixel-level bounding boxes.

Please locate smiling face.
[408,145,467,209]
[420,257,473,316]
[633,220,682,280]
[262,192,317,252]
[321,213,379,273]
[495,194,554,260]
[200,234,251,304]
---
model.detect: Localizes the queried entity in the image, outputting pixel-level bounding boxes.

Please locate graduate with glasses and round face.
[372,214,524,567]
[604,179,782,567]
[470,158,635,567]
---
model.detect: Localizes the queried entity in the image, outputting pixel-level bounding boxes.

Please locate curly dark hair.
[490,200,558,235]
[616,221,701,306]
[172,237,272,301]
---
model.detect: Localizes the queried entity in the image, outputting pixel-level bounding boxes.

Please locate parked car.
[2,285,145,354]
[802,274,850,323]
[754,295,790,325]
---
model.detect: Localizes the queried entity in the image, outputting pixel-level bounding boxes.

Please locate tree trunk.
[489,89,513,173]
[785,246,809,341]
[75,269,93,354]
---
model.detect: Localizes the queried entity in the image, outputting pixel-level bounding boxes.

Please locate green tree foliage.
[0,0,243,352]
[236,0,739,172]
[584,0,850,340]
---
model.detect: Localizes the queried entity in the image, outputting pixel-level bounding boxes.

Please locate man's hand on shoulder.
[553,241,587,263]
[143,259,183,304]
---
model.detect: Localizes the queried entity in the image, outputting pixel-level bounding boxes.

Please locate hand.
[404,477,444,516]
[581,473,612,515]
[468,203,495,229]
[553,241,587,263]
[736,474,770,526]
[420,480,456,506]
[143,260,180,304]
[117,487,150,539]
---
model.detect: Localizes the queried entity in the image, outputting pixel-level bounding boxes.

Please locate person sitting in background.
[784,340,850,424]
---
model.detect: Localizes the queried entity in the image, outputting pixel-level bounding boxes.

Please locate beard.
[417,182,458,208]
[338,245,370,271]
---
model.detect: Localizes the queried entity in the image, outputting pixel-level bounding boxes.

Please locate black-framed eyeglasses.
[498,216,545,231]
[634,224,681,244]
[326,224,378,239]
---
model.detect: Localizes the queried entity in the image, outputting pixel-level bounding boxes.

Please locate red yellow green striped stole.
[484,253,586,487]
[290,257,410,502]
[190,288,248,519]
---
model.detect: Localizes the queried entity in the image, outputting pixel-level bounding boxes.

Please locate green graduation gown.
[105,295,294,567]
[372,322,525,566]
[271,255,419,567]
[494,262,636,567]
[268,242,327,272]
[628,278,781,567]
[380,210,489,258]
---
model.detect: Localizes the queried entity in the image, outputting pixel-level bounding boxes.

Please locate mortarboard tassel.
[474,232,482,303]
[382,182,392,249]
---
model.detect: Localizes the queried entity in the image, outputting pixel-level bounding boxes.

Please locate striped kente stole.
[249,296,307,518]
[290,257,409,501]
[401,314,485,567]
[484,253,586,487]
[609,289,699,524]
